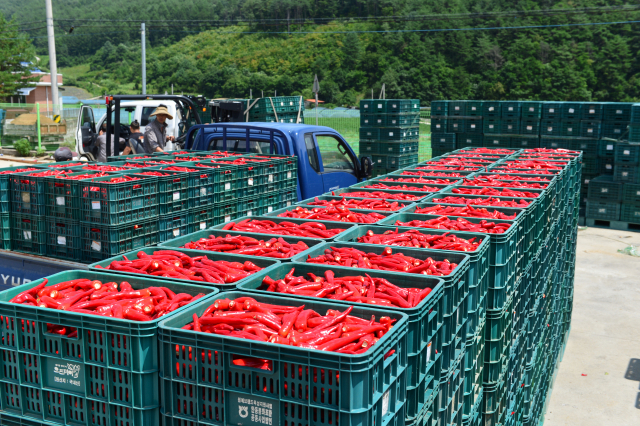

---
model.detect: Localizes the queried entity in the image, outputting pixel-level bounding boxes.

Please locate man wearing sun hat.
[143,104,175,153]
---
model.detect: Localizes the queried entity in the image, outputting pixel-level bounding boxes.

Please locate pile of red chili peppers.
[100,176,141,184]
[306,246,458,275]
[400,171,465,177]
[481,174,550,182]
[463,148,514,154]
[452,187,540,198]
[0,167,41,174]
[222,219,346,238]
[96,250,264,284]
[307,197,406,211]
[379,177,455,184]
[81,165,132,172]
[430,196,531,208]
[181,235,310,258]
[9,278,205,321]
[415,204,518,220]
[260,268,433,307]
[415,166,480,171]
[357,229,480,251]
[335,191,422,201]
[462,178,548,189]
[394,216,513,234]
[277,206,386,223]
[55,172,110,180]
[183,297,395,354]
[21,169,78,177]
[361,183,441,192]
[490,167,557,175]
[48,162,84,168]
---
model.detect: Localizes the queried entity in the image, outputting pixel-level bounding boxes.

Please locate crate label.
[267,206,273,213]
[391,119,397,124]
[589,109,595,114]
[173,229,180,237]
[364,104,369,109]
[614,129,621,134]
[364,119,369,124]
[623,172,629,177]
[493,140,499,145]
[133,237,144,248]
[488,124,494,129]
[246,210,254,217]
[388,132,394,137]
[91,241,101,251]
[225,215,231,222]
[286,201,292,207]
[268,174,273,183]
[56,196,65,206]
[224,182,231,190]
[200,187,207,197]
[44,358,85,393]
[392,103,397,108]
[508,125,513,130]
[569,108,575,113]
[547,127,553,132]
[228,391,279,426]
[488,107,494,111]
[580,144,587,149]
[587,128,593,133]
[601,188,608,193]
[624,150,631,155]
[598,208,606,213]
[172,192,180,201]
[23,230,32,240]
[200,222,207,230]
[466,139,472,144]
[414,104,418,108]
[508,107,514,111]
[568,127,573,132]
[616,109,622,114]
[426,341,432,363]
[522,141,528,145]
[378,104,383,108]
[552,143,558,147]
[248,178,254,186]
[57,236,66,246]
[635,211,640,217]
[529,107,535,112]
[607,144,614,150]
[133,198,143,209]
[549,108,555,113]
[606,164,612,170]
[91,201,101,210]
[382,389,390,417]
[527,126,533,131]
[21,192,30,203]
[636,190,640,196]
[455,106,460,111]
[585,179,590,184]
[377,119,383,124]
[470,124,476,129]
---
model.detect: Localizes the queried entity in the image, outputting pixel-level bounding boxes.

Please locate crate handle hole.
[45,323,78,339]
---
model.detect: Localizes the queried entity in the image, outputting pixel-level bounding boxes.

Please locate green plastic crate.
[456,134,483,148]
[603,103,632,121]
[360,141,379,154]
[78,174,158,225]
[501,102,522,118]
[106,153,155,162]
[540,120,561,137]
[561,103,582,119]
[510,136,540,149]
[360,127,381,140]
[466,119,483,134]
[237,263,443,389]
[0,213,10,250]
[11,213,47,255]
[158,291,408,426]
[622,183,640,206]
[586,201,620,221]
[449,101,467,116]
[80,218,159,262]
[46,217,81,261]
[448,118,466,133]
[521,102,543,119]
[521,120,540,136]
[11,169,81,216]
[0,270,217,426]
[431,101,449,116]
[158,211,191,242]
[586,175,622,202]
[483,135,511,148]
[614,143,640,164]
[501,119,521,134]
[613,164,639,183]
[483,118,502,134]
[379,141,419,155]
[378,127,419,141]
[133,169,190,214]
[0,165,47,213]
[483,102,501,117]
[90,246,280,289]
[601,122,628,139]
[620,204,640,223]
[580,121,602,138]
[570,138,597,158]
[210,215,356,239]
[431,116,447,133]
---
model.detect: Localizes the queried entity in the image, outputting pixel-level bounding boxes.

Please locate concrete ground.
[544,226,640,426]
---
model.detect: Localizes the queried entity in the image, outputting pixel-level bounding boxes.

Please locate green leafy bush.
[13,139,32,157]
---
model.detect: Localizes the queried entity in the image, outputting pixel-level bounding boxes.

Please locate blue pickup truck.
[1,119,372,288]
[184,122,372,201]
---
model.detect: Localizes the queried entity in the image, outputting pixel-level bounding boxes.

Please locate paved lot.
[544,226,640,426]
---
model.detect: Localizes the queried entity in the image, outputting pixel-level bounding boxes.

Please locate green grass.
[59,64,91,79]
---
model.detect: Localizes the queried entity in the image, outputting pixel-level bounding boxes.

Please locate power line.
[2,19,640,41]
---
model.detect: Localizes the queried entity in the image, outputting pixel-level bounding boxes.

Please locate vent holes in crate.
[90,400,108,425]
[88,366,107,399]
[0,316,16,347]
[4,382,21,410]
[200,386,224,422]
[2,349,18,381]
[21,319,38,351]
[24,386,40,414]
[22,353,40,385]
[176,382,196,416]
[87,330,105,364]
[69,396,85,423]
[45,391,64,419]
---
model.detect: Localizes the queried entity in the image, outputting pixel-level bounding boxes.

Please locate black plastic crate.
[432,116,447,133]
[622,183,640,206]
[580,121,602,139]
[158,212,191,242]
[602,122,628,139]
[456,134,484,148]
[587,176,622,202]
[542,102,562,119]
[431,100,449,116]
[570,139,597,159]
[466,118,483,133]
[614,143,640,165]
[614,164,640,184]
[483,135,511,148]
[522,101,543,119]
[597,139,617,158]
[80,218,159,262]
[561,103,582,119]
[46,217,81,261]
[521,120,540,136]
[501,119,520,134]
[11,213,47,255]
[620,204,640,223]
[483,101,501,117]
[586,201,620,221]
[581,103,604,120]
[603,103,632,121]
[510,136,540,149]
[501,102,522,118]
[540,119,562,136]
[560,120,580,137]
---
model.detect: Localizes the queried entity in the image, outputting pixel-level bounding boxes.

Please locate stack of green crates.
[231,96,305,123]
[359,99,420,176]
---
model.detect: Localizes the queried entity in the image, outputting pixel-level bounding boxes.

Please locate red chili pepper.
[452,187,540,198]
[360,183,441,192]
[414,204,518,220]
[356,228,480,251]
[394,216,513,234]
[227,219,347,238]
[400,170,465,177]
[431,196,531,208]
[277,206,385,223]
[182,235,310,258]
[461,178,548,189]
[378,177,454,184]
[336,191,422,201]
[307,197,405,211]
[0,167,41,174]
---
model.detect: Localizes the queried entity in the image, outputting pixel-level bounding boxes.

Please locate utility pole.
[45,0,59,115]
[141,23,146,94]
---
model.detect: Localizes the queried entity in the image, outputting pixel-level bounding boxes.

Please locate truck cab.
[76,95,201,160]
[185,123,372,200]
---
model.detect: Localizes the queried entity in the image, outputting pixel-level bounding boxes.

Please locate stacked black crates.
[230,96,305,123]
[359,99,421,176]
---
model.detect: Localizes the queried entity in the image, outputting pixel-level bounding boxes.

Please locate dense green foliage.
[2,0,640,103]
[0,15,37,97]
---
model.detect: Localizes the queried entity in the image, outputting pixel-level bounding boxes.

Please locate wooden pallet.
[585,218,640,232]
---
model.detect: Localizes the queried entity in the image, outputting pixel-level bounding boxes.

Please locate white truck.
[75,95,202,160]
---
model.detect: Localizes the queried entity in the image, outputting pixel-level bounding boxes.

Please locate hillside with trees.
[2,0,640,104]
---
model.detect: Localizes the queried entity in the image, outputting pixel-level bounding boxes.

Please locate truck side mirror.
[360,156,373,179]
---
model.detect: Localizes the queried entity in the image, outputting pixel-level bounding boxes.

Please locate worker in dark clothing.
[143,105,175,153]
[122,120,144,155]
[96,122,126,162]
